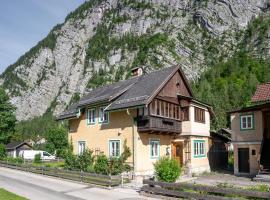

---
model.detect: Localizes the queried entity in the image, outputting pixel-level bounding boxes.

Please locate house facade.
[58,66,212,175]
[229,83,270,176]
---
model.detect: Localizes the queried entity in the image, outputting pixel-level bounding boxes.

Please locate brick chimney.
[131,67,143,77]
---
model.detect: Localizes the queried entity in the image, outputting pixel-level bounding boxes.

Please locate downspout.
[127,108,136,174]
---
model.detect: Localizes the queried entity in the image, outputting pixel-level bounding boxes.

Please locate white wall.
[181,104,210,137]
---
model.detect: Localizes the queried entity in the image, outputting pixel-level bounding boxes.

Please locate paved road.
[0,167,153,200]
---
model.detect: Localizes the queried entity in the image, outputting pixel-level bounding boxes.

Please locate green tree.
[14,112,58,143]
[0,144,6,159]
[192,52,270,130]
[45,126,69,158]
[0,87,16,144]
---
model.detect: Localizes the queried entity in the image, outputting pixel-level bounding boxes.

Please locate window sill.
[194,155,206,158]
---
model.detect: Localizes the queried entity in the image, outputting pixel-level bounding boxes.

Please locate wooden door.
[238,148,250,173]
[172,142,183,166]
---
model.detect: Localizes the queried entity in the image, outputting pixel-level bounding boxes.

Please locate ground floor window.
[78,141,86,155]
[109,140,120,157]
[194,140,206,157]
[150,139,160,159]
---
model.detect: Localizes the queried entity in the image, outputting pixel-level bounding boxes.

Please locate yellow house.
[58,66,212,175]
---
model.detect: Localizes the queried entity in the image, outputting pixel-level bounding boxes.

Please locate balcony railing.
[137,115,181,134]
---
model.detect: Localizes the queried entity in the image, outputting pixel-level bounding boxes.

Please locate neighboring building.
[6,141,32,158]
[229,83,270,176]
[58,66,212,175]
[209,130,231,170]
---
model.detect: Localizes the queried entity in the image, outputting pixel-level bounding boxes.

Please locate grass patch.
[31,161,65,168]
[0,188,28,200]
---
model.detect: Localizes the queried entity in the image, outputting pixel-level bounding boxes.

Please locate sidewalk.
[0,167,157,200]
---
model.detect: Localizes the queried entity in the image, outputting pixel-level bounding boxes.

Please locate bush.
[108,157,123,175]
[64,149,94,172]
[94,155,109,175]
[4,156,23,164]
[45,126,69,158]
[0,144,6,159]
[64,150,78,170]
[77,149,94,172]
[34,153,41,163]
[154,157,181,182]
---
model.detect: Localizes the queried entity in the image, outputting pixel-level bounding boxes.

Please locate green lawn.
[0,188,28,200]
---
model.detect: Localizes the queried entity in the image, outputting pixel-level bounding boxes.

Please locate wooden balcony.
[137,115,181,134]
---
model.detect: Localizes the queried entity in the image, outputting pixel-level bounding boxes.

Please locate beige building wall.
[69,104,211,175]
[233,144,261,176]
[69,108,136,164]
[230,110,263,176]
[189,136,210,173]
[181,104,210,137]
[135,133,174,175]
[230,111,263,142]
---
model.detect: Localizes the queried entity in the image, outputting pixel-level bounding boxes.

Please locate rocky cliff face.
[0,0,269,120]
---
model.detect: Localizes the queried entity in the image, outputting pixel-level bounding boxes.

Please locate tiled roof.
[251,83,270,103]
[57,66,187,120]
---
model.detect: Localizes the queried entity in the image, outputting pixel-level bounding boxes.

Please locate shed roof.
[5,141,31,150]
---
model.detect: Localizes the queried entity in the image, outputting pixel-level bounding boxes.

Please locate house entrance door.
[172,142,183,166]
[238,148,250,173]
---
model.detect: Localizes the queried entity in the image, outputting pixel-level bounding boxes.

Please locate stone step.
[254,176,270,183]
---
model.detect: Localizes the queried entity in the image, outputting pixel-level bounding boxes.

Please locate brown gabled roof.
[251,83,270,103]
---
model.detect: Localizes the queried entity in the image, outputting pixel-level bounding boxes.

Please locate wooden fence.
[0,161,121,187]
[141,179,270,200]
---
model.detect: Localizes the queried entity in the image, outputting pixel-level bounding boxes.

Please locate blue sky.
[0,0,85,73]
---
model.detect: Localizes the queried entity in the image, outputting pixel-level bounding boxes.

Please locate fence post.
[121,173,124,188]
[81,170,83,182]
[109,174,112,189]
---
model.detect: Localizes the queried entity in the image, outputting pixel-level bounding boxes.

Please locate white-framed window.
[240,114,254,130]
[109,140,120,157]
[194,140,206,157]
[78,141,86,155]
[99,107,109,123]
[150,139,160,158]
[87,108,96,124]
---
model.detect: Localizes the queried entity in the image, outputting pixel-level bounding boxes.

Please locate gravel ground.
[188,171,270,187]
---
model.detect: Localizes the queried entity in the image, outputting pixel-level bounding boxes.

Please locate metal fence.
[141,179,270,200]
[0,161,122,187]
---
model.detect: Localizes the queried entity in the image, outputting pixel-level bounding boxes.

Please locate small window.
[240,114,254,130]
[109,140,120,157]
[194,107,205,123]
[78,141,86,155]
[99,107,109,123]
[150,139,160,158]
[182,107,189,121]
[87,108,96,124]
[194,140,206,157]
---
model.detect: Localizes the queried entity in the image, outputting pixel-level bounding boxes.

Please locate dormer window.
[99,107,109,123]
